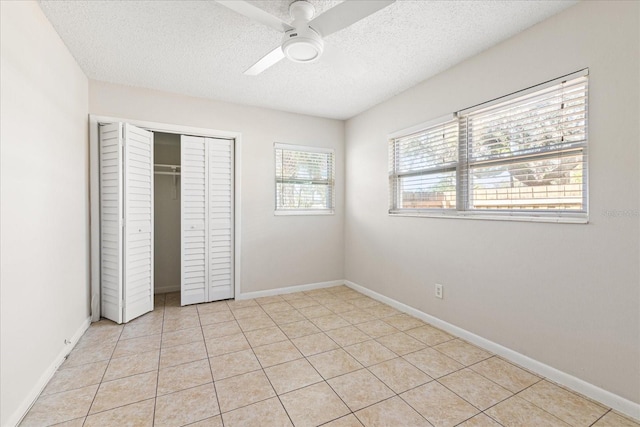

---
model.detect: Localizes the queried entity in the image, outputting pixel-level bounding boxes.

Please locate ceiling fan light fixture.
[217,0,396,75]
[282,27,324,63]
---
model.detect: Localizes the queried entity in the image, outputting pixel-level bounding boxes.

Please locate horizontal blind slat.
[389,74,587,217]
[275,146,335,211]
[389,119,458,210]
[462,75,588,212]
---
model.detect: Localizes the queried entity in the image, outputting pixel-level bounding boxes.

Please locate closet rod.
[154,171,180,176]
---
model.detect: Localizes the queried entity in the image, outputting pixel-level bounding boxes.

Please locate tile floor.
[19,285,639,427]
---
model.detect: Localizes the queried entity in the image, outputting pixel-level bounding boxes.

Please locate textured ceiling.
[39,0,577,120]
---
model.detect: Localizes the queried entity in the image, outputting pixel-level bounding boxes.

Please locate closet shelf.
[154,164,180,175]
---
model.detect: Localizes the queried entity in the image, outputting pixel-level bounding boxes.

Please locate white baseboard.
[344,280,640,421]
[154,285,179,294]
[6,316,92,427]
[237,279,344,300]
[153,286,180,294]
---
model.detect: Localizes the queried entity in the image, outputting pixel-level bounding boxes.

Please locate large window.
[275,143,335,214]
[389,70,588,222]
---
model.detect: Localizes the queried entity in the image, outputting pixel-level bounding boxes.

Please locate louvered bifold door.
[99,123,124,324]
[207,138,234,300]
[123,124,154,322]
[181,136,208,305]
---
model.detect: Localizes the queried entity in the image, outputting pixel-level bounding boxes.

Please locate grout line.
[472,379,555,424]
[199,303,225,427]
[257,364,296,425]
[37,361,110,398]
[223,309,294,425]
[479,411,507,427]
[434,375,508,415]
[80,319,126,426]
[304,292,371,423]
[150,295,166,427]
[510,382,582,425]
[463,355,536,395]
[589,409,612,426]
[79,397,157,420]
[151,295,167,426]
[241,291,354,425]
[316,414,360,426]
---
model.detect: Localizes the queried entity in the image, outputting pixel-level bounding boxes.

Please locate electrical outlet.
[435,283,443,299]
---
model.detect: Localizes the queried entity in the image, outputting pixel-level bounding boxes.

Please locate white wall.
[345,0,639,405]
[0,2,90,426]
[89,81,345,294]
[154,133,181,293]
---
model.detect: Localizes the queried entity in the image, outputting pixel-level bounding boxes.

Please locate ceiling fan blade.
[309,0,395,38]
[216,1,294,33]
[244,46,285,76]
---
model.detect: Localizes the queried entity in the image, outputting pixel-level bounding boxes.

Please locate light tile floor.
[19,285,639,427]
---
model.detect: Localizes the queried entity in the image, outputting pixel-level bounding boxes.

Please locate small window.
[389,118,459,211]
[389,70,588,222]
[275,143,335,215]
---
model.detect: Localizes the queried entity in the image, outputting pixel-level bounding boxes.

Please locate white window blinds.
[389,119,458,211]
[461,74,588,213]
[275,143,335,214]
[388,69,589,221]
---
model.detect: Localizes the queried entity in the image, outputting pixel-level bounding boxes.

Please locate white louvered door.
[207,138,234,301]
[123,124,154,322]
[99,122,154,324]
[99,123,124,324]
[181,136,234,305]
[181,136,208,305]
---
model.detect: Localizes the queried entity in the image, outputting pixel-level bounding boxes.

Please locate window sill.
[275,209,335,216]
[389,210,588,224]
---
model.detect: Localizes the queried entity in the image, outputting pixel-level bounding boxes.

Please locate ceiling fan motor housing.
[217,0,396,75]
[281,0,324,63]
[282,26,324,63]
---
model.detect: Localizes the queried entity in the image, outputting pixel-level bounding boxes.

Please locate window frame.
[388,114,459,214]
[274,142,335,216]
[388,69,589,224]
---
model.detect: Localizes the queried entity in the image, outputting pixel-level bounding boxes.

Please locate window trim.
[274,142,335,216]
[388,69,589,224]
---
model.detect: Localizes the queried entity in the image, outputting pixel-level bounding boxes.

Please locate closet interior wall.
[153,132,181,294]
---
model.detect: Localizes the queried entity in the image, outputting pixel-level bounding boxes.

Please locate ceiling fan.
[216,0,396,75]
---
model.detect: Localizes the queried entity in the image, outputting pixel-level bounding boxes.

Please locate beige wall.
[0,2,90,425]
[89,81,345,295]
[154,133,181,293]
[345,0,639,404]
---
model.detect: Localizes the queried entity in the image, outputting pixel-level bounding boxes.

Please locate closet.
[181,136,234,305]
[153,133,181,296]
[98,122,234,324]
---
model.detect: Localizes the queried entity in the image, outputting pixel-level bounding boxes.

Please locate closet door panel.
[123,124,154,322]
[207,138,234,301]
[181,136,208,305]
[99,123,124,324]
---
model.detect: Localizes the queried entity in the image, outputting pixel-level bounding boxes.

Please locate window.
[389,70,588,222]
[275,143,335,214]
[389,118,459,210]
